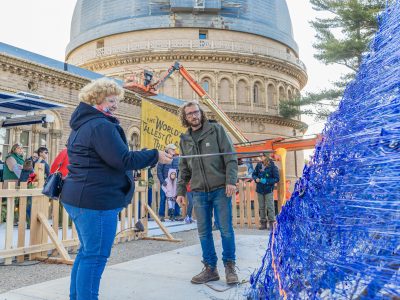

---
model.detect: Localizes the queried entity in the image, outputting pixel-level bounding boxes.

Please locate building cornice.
[80,51,308,88]
[0,53,89,91]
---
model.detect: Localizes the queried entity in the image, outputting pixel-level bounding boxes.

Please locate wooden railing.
[0,167,179,265]
[233,179,260,229]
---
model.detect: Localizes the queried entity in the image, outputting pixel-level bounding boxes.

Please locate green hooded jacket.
[3,153,24,181]
[177,120,238,196]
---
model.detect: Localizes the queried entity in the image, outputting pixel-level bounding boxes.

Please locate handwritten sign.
[140,100,186,151]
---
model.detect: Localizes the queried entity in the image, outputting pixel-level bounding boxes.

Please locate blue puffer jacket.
[252,160,280,194]
[156,156,179,185]
[61,102,159,210]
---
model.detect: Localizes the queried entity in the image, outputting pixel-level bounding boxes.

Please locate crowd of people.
[0,145,50,186]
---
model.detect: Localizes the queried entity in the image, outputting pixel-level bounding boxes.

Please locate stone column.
[249,76,254,111]
[213,71,219,102]
[264,78,269,113]
[49,129,62,163]
[232,74,237,109]
[32,127,40,152]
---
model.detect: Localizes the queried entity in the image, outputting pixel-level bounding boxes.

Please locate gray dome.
[67,0,298,55]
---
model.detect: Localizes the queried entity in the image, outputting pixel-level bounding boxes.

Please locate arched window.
[130,132,140,150]
[201,78,211,93]
[253,82,263,105]
[219,78,231,103]
[237,79,248,104]
[253,84,259,104]
[267,84,276,107]
[288,89,293,100]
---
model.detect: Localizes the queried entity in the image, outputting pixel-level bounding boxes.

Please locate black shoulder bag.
[42,166,64,200]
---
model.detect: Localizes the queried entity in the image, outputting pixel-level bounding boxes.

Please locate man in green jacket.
[176,101,239,285]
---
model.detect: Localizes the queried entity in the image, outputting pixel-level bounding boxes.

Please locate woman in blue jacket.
[252,153,280,230]
[61,78,171,300]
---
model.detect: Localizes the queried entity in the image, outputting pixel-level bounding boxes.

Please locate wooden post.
[4,182,15,265]
[119,209,126,243]
[133,188,139,225]
[127,203,133,241]
[143,203,181,242]
[245,181,252,228]
[37,213,73,264]
[239,180,245,228]
[253,182,260,228]
[62,206,68,241]
[232,192,237,228]
[30,163,45,259]
[275,148,287,213]
[141,169,149,236]
[17,182,28,263]
[71,223,78,253]
[52,200,59,238]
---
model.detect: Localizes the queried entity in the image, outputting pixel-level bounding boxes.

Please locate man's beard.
[188,118,201,127]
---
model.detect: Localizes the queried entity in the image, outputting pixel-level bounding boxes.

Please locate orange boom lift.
[124,62,320,210]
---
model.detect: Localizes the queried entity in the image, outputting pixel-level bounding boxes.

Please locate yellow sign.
[140,100,186,151]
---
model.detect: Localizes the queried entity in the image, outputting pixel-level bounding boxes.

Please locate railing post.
[29,163,47,259]
[4,182,15,265]
[17,182,28,263]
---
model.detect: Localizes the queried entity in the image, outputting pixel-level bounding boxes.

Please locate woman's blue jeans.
[192,188,236,267]
[63,203,122,300]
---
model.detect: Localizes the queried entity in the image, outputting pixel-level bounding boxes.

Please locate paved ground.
[0,233,268,300]
[0,228,268,296]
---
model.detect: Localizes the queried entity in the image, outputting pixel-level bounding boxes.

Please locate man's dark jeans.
[192,187,236,267]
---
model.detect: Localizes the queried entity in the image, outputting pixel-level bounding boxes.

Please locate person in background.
[161,169,178,221]
[50,148,69,178]
[19,159,35,184]
[176,101,239,285]
[184,181,194,224]
[157,144,181,221]
[29,151,39,167]
[19,159,36,226]
[252,152,279,230]
[37,147,50,178]
[2,143,24,184]
[60,78,172,300]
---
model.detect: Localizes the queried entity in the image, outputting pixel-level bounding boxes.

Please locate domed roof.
[67,0,298,55]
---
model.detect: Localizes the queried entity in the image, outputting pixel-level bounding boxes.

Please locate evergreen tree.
[280,0,385,120]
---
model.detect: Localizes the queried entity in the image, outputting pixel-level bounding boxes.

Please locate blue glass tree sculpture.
[248,2,400,299]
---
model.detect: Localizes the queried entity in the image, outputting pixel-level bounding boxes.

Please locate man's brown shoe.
[225,261,239,285]
[191,263,220,284]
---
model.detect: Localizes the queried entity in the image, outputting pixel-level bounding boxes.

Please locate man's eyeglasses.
[185,110,200,118]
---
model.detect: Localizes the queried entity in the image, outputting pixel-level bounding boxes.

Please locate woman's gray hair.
[79,77,124,106]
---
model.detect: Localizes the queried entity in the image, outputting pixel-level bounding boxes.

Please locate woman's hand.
[158,150,173,164]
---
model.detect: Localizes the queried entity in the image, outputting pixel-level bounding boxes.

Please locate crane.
[124,62,249,143]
